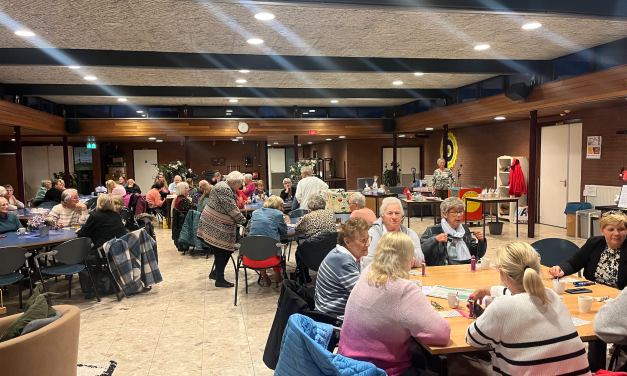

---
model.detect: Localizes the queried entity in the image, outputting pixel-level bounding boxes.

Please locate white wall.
[23,146,74,199]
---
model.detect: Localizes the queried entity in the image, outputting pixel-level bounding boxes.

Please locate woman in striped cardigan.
[466,242,590,376]
[197,171,247,288]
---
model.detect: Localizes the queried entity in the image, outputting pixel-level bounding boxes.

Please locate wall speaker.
[65,119,80,134]
[505,82,533,101]
[383,118,396,132]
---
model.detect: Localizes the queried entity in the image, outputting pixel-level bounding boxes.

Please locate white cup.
[16,228,26,235]
[552,279,566,294]
[481,258,491,270]
[578,296,594,313]
[447,292,459,309]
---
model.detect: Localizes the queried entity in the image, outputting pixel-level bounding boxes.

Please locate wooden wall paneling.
[0,100,66,133]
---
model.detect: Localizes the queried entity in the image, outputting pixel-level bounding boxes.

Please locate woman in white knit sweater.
[466,242,591,376]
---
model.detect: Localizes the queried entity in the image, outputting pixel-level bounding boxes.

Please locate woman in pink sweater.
[338,231,451,376]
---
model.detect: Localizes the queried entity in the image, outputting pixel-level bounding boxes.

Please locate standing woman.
[198,171,248,288]
[431,158,455,200]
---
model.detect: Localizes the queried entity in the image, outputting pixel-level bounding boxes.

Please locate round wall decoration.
[439,132,458,168]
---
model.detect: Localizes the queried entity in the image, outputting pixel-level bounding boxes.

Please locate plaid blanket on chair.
[103,228,163,295]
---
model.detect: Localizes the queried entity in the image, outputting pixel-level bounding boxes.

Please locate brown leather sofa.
[0,305,80,376]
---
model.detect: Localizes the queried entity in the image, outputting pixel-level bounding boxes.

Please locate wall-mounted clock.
[238,122,249,134]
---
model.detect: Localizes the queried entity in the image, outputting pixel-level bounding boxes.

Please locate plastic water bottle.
[421,260,426,277]
[471,256,476,273]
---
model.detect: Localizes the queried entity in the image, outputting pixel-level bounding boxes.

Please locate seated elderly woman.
[420,197,486,266]
[44,179,65,203]
[4,185,25,210]
[246,195,289,287]
[174,182,197,213]
[49,189,89,228]
[0,197,23,234]
[198,171,248,288]
[196,184,214,213]
[253,180,270,200]
[280,178,296,201]
[338,232,451,376]
[107,179,126,196]
[146,181,168,216]
[549,211,627,289]
[36,180,52,200]
[348,192,376,226]
[315,217,370,316]
[125,179,141,195]
[77,194,127,251]
[242,173,256,198]
[294,194,336,239]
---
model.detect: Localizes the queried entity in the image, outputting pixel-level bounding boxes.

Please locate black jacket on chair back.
[295,230,338,272]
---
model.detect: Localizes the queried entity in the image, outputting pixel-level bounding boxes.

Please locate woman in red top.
[242,174,256,198]
[174,182,197,213]
[146,181,168,216]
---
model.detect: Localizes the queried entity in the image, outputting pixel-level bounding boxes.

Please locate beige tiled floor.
[1,218,583,376]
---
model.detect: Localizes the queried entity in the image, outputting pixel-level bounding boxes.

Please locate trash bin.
[488,222,504,235]
[577,209,601,239]
[564,202,592,237]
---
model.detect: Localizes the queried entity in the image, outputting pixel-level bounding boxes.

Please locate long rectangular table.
[464,197,519,237]
[410,265,620,374]
[402,198,442,226]
[0,230,78,249]
[364,192,397,216]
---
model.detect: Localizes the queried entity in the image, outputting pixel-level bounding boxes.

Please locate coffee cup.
[481,258,491,270]
[16,228,26,235]
[578,296,594,313]
[447,292,459,309]
[552,279,566,294]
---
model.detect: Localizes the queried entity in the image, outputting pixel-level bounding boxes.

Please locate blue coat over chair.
[275,314,387,376]
[178,210,209,252]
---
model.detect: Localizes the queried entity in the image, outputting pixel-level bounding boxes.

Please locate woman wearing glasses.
[548,211,627,289]
[467,242,590,376]
[420,197,486,266]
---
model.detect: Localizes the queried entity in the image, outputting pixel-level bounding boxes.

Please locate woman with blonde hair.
[467,242,590,376]
[338,232,450,376]
[245,195,289,287]
[196,183,214,213]
[78,194,127,251]
[107,179,126,196]
[549,211,627,289]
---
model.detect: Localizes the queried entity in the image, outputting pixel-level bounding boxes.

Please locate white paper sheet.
[618,185,627,208]
[583,185,597,197]
[571,317,591,327]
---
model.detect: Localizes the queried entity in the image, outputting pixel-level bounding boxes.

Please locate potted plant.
[289,159,319,185]
[156,161,197,184]
[27,215,57,236]
[382,162,401,187]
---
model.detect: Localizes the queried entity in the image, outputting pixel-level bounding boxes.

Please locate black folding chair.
[293,231,338,284]
[34,237,101,302]
[285,209,309,260]
[0,247,33,309]
[531,238,582,277]
[234,235,285,306]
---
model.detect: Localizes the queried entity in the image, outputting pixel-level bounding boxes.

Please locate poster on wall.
[74,147,93,171]
[439,132,458,168]
[586,136,601,159]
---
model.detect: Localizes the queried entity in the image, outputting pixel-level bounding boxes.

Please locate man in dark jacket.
[43,179,66,203]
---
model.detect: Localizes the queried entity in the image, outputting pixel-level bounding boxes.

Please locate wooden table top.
[465,197,519,203]
[410,264,621,355]
[402,198,442,204]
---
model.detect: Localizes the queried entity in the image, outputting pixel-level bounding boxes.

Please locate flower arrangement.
[289,159,319,185]
[156,161,198,184]
[27,214,57,230]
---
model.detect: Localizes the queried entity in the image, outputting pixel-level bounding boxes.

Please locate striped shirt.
[315,246,361,315]
[49,204,90,227]
[466,287,590,376]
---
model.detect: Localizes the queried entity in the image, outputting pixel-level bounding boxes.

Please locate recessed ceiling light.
[414,72,424,76]
[236,136,243,139]
[308,142,313,144]
[309,110,315,112]
[339,136,346,139]
[236,79,247,83]
[117,98,127,102]
[267,144,272,147]
[474,44,490,50]
[226,110,233,112]
[15,30,35,37]
[247,38,264,45]
[425,127,434,131]
[149,137,156,140]
[236,85,243,87]
[226,113,232,116]
[11,138,15,141]
[522,22,542,30]
[142,114,146,117]
[239,70,250,73]
[273,142,279,145]
[298,144,301,146]
[136,110,144,113]
[156,140,163,142]
[330,100,338,103]
[254,13,275,20]
[84,76,97,81]
[494,116,506,120]
[398,134,406,138]
[326,138,332,141]
[229,99,238,103]
[564,110,570,113]
[560,113,565,116]
[232,139,239,141]
[68,65,80,69]
[392,81,403,85]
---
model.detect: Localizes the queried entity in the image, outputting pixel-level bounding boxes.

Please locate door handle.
[559,180,567,187]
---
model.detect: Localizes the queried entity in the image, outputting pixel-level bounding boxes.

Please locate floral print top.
[595,245,620,288]
[432,168,456,190]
